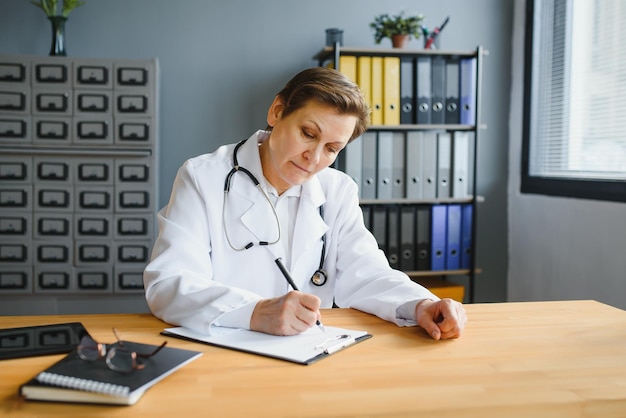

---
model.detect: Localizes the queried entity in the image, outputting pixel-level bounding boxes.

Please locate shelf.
[316,44,485,303]
[313,46,480,62]
[359,196,485,205]
[367,124,476,131]
[411,277,467,302]
[406,268,482,278]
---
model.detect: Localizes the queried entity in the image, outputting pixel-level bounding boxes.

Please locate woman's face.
[260,98,357,195]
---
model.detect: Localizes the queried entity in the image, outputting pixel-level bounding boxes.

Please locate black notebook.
[19,341,202,405]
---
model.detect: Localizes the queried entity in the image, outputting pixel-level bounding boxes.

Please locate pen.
[274,258,326,332]
[425,16,450,49]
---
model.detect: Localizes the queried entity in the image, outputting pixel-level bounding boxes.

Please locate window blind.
[528,0,626,181]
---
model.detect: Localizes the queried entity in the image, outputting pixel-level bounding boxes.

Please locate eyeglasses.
[77,328,167,373]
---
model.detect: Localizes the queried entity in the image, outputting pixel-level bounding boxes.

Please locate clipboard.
[161,325,372,365]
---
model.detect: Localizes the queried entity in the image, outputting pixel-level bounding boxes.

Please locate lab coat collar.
[228,131,328,264]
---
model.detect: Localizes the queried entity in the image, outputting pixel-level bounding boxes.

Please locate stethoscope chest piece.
[311,269,328,286]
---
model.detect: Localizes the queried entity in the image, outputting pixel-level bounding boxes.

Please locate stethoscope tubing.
[222,138,328,286]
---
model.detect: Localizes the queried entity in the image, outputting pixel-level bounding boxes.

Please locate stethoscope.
[222,139,328,287]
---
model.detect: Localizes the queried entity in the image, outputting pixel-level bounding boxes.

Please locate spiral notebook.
[19,341,202,405]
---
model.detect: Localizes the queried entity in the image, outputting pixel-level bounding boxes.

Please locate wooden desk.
[2,300,626,417]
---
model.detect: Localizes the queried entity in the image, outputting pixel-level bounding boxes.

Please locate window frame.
[521,0,626,203]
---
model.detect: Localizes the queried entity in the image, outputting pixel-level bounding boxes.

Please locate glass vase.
[48,16,68,56]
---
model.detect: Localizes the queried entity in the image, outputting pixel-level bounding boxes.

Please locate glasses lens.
[106,347,134,373]
[77,336,101,361]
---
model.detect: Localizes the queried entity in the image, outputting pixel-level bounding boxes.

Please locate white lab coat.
[144,131,438,334]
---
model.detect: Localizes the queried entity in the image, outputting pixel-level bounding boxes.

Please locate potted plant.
[31,0,86,18]
[31,0,86,56]
[370,12,425,48]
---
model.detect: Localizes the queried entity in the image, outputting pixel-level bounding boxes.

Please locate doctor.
[144,67,466,340]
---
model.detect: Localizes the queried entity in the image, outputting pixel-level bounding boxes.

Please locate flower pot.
[391,34,410,48]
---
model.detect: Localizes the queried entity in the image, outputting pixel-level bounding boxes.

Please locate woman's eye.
[303,130,315,139]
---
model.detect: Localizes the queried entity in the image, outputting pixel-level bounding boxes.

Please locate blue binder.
[430,205,447,271]
[461,204,473,269]
[460,57,477,125]
[445,204,462,270]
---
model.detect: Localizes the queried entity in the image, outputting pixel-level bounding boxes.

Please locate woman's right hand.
[250,291,322,336]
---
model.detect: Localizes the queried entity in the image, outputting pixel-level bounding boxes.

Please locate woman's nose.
[304,146,322,164]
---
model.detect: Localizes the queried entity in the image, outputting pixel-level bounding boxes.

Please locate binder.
[461,203,473,269]
[371,205,387,253]
[338,56,357,82]
[436,132,451,198]
[431,55,446,124]
[386,205,400,269]
[452,131,470,198]
[400,57,415,124]
[460,57,477,125]
[337,136,363,197]
[383,57,400,125]
[405,131,423,199]
[445,56,460,124]
[357,56,372,114]
[361,204,372,231]
[361,132,377,199]
[430,204,447,271]
[376,131,393,200]
[422,131,438,199]
[416,206,430,270]
[415,56,432,124]
[391,131,405,199]
[445,204,462,270]
[370,57,383,126]
[400,205,416,271]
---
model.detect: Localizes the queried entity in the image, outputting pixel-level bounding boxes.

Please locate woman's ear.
[267,96,284,127]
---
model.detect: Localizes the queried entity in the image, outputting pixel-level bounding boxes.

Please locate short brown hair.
[273,67,370,141]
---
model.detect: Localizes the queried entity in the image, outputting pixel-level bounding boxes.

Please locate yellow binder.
[370,56,383,126]
[357,56,372,118]
[338,56,357,82]
[383,56,400,125]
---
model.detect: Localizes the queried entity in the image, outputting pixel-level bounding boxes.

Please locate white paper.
[162,325,369,364]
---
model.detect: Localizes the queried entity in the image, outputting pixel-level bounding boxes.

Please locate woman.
[144,67,466,340]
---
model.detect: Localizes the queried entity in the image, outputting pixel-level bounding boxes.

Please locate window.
[522,0,626,202]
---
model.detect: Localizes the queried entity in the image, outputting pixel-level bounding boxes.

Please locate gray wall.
[508,0,626,309]
[0,0,513,313]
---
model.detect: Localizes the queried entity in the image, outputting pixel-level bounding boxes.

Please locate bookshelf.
[313,45,484,302]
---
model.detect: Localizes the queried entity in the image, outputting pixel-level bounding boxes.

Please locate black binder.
[400,57,415,124]
[431,55,446,124]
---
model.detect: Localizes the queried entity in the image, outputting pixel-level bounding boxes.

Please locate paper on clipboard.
[161,325,371,365]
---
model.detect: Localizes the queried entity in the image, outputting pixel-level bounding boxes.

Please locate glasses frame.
[77,327,167,373]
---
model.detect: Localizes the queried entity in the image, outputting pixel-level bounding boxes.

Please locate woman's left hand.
[415,298,467,340]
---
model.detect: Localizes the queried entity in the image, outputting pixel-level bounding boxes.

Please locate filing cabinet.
[0,54,158,306]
